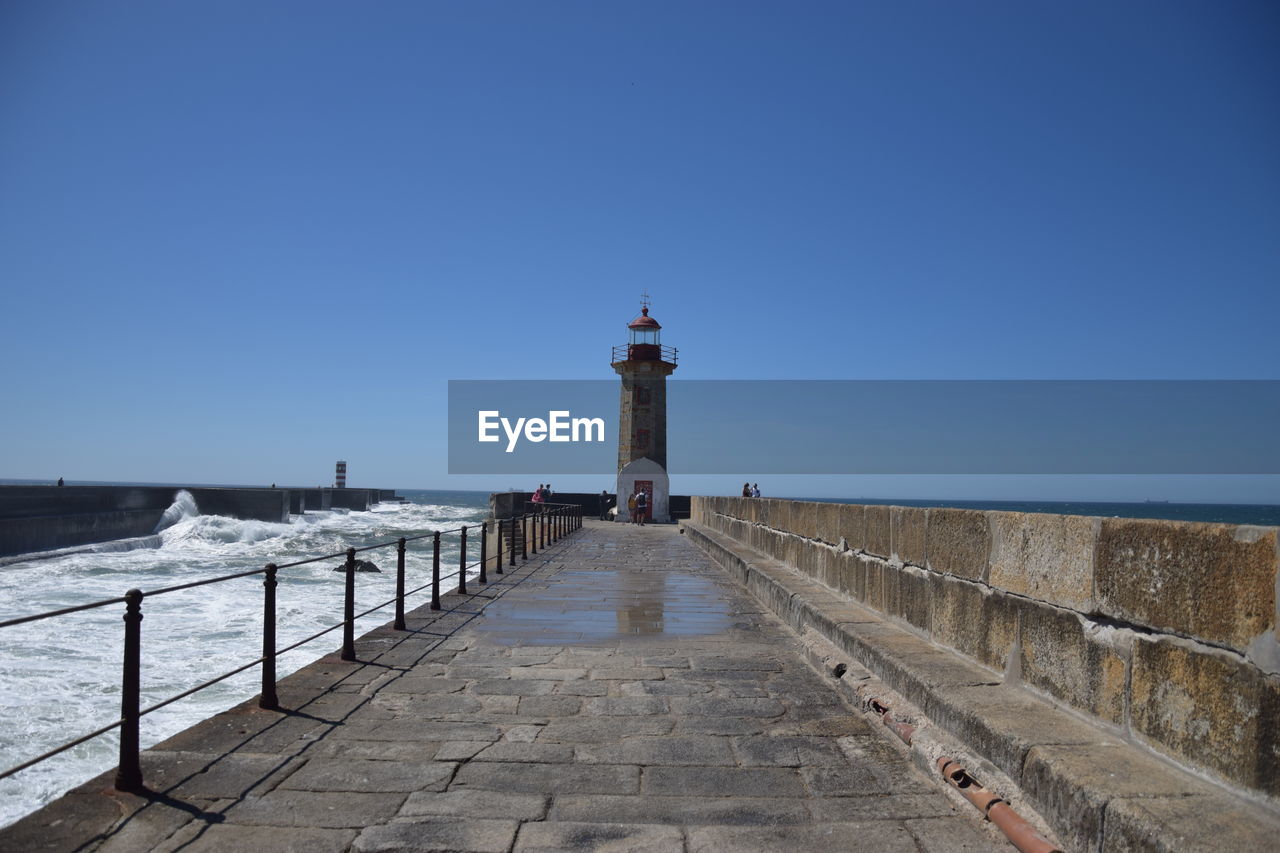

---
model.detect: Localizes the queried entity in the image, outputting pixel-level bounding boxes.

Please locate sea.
[0,485,1276,828]
[0,487,489,829]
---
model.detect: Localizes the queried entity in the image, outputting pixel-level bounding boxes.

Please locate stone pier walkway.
[8,521,1008,853]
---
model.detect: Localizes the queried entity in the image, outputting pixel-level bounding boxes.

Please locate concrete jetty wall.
[0,486,174,519]
[0,486,291,558]
[327,489,373,511]
[300,489,332,511]
[0,485,402,556]
[0,509,166,557]
[691,496,1280,799]
[183,488,289,523]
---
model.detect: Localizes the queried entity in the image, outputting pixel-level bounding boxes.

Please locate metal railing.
[0,504,583,793]
[610,343,678,364]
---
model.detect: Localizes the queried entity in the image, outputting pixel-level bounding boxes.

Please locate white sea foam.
[153,489,200,533]
[0,495,486,828]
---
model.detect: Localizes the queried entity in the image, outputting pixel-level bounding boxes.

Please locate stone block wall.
[691,496,1280,798]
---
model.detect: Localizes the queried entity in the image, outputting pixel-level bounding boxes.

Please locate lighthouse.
[611,294,677,522]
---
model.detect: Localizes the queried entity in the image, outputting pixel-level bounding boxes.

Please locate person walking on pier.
[599,490,612,521]
[634,488,648,526]
[742,482,751,497]
[751,483,761,498]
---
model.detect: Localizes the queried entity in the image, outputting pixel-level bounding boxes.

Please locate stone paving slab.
[3,521,1009,852]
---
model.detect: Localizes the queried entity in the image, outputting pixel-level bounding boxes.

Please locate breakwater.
[689,497,1280,802]
[0,485,403,558]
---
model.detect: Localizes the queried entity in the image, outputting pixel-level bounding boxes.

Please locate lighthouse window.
[634,386,651,405]
[635,428,650,450]
[632,328,659,345]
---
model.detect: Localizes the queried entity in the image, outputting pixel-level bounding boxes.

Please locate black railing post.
[479,521,488,584]
[260,564,279,710]
[521,515,528,560]
[341,547,356,661]
[114,589,144,793]
[498,518,507,573]
[394,538,407,631]
[458,526,468,595]
[431,531,441,610]
[507,518,515,568]
[529,511,538,555]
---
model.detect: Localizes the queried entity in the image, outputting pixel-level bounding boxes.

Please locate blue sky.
[2,1,1277,501]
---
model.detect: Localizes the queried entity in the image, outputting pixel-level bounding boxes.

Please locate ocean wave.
[154,489,199,533]
[159,515,294,547]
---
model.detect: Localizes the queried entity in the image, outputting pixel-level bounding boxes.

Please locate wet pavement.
[5,520,1008,852]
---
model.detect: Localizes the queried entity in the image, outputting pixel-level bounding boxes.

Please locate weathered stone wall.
[691,496,1280,799]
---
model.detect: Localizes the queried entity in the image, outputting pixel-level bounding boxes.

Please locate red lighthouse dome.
[628,307,662,331]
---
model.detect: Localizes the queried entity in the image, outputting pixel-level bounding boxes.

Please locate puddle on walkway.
[472,569,735,645]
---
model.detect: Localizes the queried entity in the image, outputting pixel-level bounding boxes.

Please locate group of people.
[595,488,649,524]
[742,483,762,497]
[530,484,554,504]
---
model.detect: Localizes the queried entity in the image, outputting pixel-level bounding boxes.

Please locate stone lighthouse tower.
[611,295,677,522]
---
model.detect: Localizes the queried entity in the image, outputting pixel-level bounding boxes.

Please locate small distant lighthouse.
[611,293,677,522]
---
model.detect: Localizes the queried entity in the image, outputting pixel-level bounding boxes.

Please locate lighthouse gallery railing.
[610,343,678,363]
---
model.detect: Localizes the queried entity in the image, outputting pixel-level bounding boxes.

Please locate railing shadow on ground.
[93,536,580,853]
[0,504,583,799]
